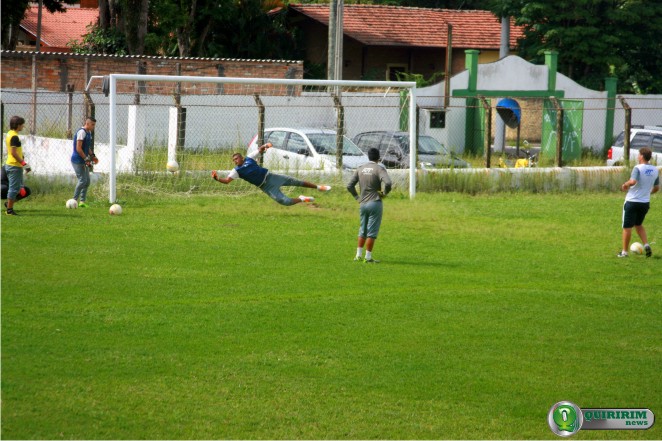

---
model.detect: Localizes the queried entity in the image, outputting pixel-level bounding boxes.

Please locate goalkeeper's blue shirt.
[71,128,92,164]
[235,156,269,187]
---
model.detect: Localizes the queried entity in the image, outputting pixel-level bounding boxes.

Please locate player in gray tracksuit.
[347,147,392,263]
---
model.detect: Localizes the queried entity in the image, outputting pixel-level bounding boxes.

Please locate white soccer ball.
[166,160,179,173]
[109,204,123,215]
[630,242,644,255]
[65,199,78,209]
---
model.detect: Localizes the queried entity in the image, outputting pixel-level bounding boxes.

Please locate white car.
[247,128,369,171]
[607,126,662,165]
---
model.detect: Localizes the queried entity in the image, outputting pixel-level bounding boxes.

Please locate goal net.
[88,75,417,202]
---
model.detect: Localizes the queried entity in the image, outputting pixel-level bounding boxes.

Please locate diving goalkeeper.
[212,143,331,205]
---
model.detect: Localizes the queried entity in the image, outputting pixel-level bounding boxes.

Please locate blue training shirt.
[71,128,92,164]
[235,157,269,187]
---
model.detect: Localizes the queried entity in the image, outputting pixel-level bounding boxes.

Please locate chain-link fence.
[2,88,661,199]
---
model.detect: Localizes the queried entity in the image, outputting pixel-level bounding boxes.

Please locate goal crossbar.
[106,74,418,202]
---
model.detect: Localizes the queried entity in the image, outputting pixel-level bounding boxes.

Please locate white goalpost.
[96,74,417,202]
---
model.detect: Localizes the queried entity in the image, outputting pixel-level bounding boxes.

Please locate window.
[386,64,408,81]
[430,110,446,129]
[384,137,403,156]
[631,133,653,149]
[265,131,286,149]
[286,133,310,155]
[651,135,662,153]
[354,133,382,152]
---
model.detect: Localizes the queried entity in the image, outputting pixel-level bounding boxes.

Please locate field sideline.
[1,191,660,439]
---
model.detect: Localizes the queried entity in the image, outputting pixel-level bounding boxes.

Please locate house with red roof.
[17,5,99,52]
[281,4,524,81]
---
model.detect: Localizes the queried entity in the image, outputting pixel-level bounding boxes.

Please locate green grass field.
[2,190,660,439]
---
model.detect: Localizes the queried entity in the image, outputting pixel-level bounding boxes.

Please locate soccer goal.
[89,74,417,202]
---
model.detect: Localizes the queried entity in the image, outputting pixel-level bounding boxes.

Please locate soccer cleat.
[6,209,18,216]
[364,258,380,263]
[644,244,652,258]
[617,251,628,258]
[79,202,89,208]
[318,185,332,192]
[299,195,315,203]
[353,256,363,262]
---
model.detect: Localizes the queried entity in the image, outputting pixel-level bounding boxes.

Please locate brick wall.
[0,51,304,95]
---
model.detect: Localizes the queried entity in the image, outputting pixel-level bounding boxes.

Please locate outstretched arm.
[248,142,272,160]
[212,170,234,185]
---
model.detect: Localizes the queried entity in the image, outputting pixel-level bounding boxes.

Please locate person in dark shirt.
[347,148,392,263]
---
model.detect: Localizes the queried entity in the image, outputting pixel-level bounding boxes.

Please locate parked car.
[247,128,369,171]
[606,126,662,166]
[352,131,471,169]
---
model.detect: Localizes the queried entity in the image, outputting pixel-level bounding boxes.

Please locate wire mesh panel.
[3,84,661,197]
[98,75,416,202]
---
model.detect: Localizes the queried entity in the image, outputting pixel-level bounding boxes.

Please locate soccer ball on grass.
[109,204,123,215]
[66,199,78,209]
[629,242,644,255]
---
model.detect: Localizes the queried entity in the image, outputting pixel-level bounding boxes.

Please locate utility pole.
[494,16,510,154]
[334,0,344,82]
[327,0,338,80]
[36,0,43,52]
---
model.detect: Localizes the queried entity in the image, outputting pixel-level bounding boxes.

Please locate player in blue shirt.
[212,143,331,205]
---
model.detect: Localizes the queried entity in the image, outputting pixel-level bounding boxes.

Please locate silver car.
[247,128,369,170]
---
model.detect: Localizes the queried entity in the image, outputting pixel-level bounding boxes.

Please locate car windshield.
[307,134,365,156]
[613,132,625,147]
[396,135,450,155]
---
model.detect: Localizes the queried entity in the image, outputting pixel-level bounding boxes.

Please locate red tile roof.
[289,4,523,49]
[21,6,98,49]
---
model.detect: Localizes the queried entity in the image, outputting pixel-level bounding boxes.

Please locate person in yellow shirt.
[5,116,30,216]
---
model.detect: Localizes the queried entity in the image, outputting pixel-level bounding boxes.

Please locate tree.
[1,0,71,50]
[67,23,128,55]
[495,0,662,93]
[95,0,149,55]
[146,0,219,57]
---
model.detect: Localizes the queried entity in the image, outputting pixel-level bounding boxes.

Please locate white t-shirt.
[625,163,660,203]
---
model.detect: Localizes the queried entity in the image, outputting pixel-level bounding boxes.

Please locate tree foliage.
[8,0,661,93]
[67,23,128,55]
[493,0,662,93]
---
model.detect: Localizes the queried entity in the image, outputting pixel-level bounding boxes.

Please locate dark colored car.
[352,131,471,169]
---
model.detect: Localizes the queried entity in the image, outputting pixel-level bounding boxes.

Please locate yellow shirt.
[5,130,23,167]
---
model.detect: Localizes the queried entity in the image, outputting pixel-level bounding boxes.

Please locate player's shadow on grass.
[20,210,78,216]
[380,259,461,267]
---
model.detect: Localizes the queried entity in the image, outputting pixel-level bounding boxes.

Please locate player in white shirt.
[618,147,660,257]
